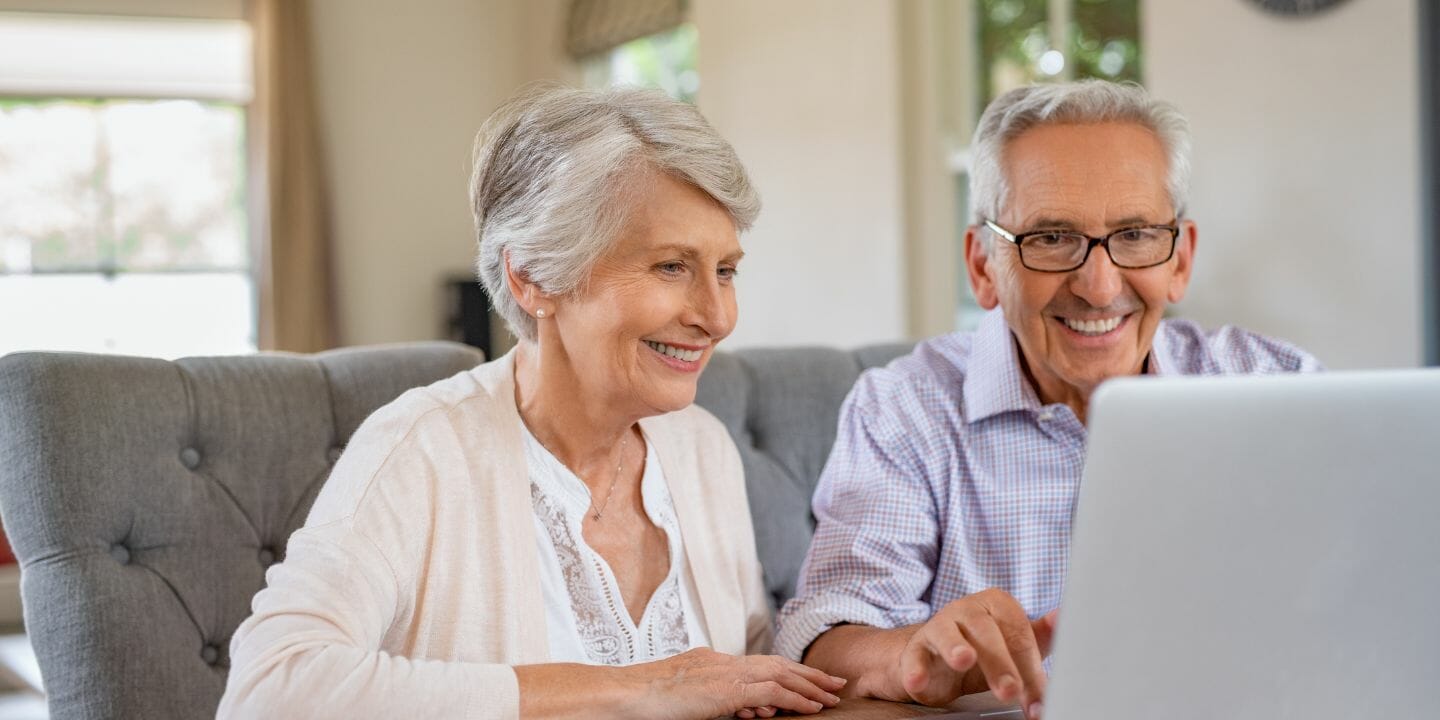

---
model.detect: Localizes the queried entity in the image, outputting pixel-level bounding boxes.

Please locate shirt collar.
[962,310,1177,423]
[963,309,1043,423]
[1147,318,1175,376]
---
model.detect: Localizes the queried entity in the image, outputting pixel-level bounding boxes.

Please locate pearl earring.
[536,308,546,318]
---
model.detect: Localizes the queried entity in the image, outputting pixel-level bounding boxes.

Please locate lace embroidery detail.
[530,478,691,665]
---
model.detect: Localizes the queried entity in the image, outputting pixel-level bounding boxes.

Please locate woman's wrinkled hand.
[627,647,846,720]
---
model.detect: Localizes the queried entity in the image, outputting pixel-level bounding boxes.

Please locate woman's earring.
[536,308,546,318]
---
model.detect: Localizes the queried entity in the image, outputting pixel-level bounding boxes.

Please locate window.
[581,22,699,103]
[0,13,253,358]
[978,0,1140,105]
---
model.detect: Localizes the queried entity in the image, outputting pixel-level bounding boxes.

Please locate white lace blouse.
[521,424,711,666]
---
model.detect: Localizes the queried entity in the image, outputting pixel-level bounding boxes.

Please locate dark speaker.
[448,279,492,359]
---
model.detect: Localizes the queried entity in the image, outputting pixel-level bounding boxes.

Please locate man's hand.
[895,589,1057,718]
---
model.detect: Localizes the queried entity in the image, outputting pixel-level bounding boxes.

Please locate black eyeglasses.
[984,219,1180,273]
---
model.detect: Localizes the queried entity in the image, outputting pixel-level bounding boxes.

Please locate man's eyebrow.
[1024,216,1082,231]
[1023,215,1166,232]
[1108,215,1161,228]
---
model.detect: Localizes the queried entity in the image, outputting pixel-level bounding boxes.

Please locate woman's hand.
[626,647,846,720]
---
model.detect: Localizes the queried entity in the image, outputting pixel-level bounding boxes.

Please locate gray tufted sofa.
[0,340,910,718]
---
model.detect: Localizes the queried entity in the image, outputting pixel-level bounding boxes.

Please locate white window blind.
[0,12,251,100]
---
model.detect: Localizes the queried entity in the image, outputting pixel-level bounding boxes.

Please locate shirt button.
[1039,409,1055,421]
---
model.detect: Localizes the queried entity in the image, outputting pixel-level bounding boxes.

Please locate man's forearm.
[802,624,918,702]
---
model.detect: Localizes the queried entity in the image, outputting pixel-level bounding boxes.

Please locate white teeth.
[645,340,703,362]
[1063,316,1123,335]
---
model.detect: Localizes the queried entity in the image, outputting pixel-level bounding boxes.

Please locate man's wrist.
[862,625,919,702]
[805,624,918,702]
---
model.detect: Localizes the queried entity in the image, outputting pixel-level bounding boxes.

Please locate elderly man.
[775,80,1319,719]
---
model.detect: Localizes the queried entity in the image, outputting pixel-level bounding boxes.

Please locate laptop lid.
[1044,370,1440,720]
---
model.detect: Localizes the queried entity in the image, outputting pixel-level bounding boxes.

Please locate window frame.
[0,12,258,358]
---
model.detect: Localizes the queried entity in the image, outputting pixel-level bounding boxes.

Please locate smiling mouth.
[644,340,704,362]
[1060,315,1126,336]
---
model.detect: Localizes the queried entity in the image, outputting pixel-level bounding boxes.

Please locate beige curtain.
[248,0,337,352]
[566,0,687,59]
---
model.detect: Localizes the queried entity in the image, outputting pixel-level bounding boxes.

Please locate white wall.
[307,0,909,351]
[690,0,907,349]
[1145,0,1422,369]
[308,0,524,347]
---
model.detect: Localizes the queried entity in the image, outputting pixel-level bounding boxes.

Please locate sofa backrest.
[0,340,912,718]
[694,343,913,609]
[0,343,485,719]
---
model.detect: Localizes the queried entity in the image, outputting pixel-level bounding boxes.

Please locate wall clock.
[1246,0,1351,16]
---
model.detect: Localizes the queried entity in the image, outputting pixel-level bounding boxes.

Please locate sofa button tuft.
[201,644,219,665]
[109,544,131,565]
[258,547,276,566]
[179,447,201,470]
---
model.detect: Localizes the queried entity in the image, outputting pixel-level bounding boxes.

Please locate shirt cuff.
[773,594,900,662]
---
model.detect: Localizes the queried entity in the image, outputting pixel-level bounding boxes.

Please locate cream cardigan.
[219,352,772,719]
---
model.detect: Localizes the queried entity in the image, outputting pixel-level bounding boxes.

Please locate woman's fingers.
[646,650,843,718]
[738,680,824,715]
[736,656,840,708]
[774,668,841,707]
[783,657,848,692]
[734,705,778,719]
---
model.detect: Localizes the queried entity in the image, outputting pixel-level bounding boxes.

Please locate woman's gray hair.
[470,83,760,342]
[969,80,1192,244]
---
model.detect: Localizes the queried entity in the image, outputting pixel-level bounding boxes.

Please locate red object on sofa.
[0,524,14,565]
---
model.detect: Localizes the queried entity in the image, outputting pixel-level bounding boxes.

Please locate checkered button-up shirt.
[774,309,1321,661]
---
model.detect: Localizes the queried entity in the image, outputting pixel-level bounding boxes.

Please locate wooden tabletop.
[796,692,1014,719]
[805,697,947,719]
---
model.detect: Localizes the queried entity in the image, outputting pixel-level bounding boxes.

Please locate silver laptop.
[1042,369,1440,720]
[928,369,1440,720]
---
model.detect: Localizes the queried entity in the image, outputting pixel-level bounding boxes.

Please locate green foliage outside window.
[0,98,247,275]
[582,23,699,104]
[978,0,1141,107]
[1072,0,1141,86]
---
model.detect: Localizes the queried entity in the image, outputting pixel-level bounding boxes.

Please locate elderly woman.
[218,86,844,719]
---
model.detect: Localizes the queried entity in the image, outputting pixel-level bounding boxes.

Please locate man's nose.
[1068,245,1125,308]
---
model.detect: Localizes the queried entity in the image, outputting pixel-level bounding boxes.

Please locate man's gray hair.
[470,84,760,342]
[969,80,1192,242]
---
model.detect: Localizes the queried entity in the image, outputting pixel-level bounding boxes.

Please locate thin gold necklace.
[534,427,631,521]
[588,433,628,521]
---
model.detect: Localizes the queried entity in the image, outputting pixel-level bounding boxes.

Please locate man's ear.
[503,251,548,317]
[1167,219,1198,304]
[965,225,1000,310]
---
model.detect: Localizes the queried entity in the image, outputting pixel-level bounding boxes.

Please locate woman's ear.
[504,251,552,318]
